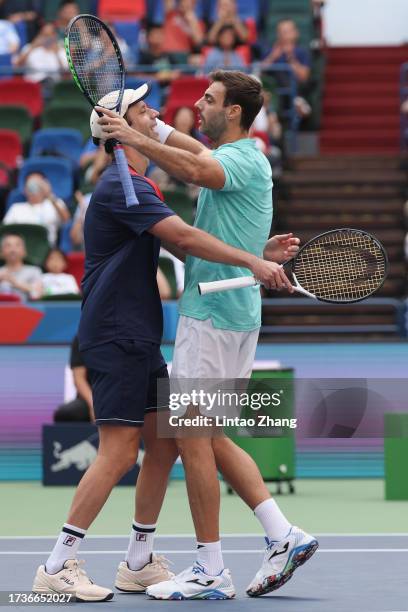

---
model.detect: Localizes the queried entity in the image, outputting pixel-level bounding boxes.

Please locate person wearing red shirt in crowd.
[163,0,204,55]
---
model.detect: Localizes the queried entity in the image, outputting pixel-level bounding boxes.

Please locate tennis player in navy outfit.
[32,84,291,601]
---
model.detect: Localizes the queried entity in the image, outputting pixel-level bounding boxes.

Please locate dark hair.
[45,248,66,261]
[216,24,238,48]
[1,232,25,245]
[24,171,47,183]
[209,70,263,131]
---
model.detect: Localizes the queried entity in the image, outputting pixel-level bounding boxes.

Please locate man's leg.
[33,426,140,601]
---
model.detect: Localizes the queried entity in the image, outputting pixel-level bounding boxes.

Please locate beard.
[200,111,228,142]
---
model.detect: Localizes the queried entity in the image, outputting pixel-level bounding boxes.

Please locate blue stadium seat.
[18,157,74,201]
[236,0,260,20]
[5,188,25,212]
[59,220,74,253]
[14,20,28,47]
[113,20,141,64]
[125,77,162,110]
[29,129,84,166]
[0,54,13,80]
[146,0,164,24]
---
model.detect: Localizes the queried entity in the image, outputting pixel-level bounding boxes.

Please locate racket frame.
[64,14,139,206]
[198,228,389,303]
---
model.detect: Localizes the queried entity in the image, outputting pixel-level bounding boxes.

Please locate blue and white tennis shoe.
[146,562,236,600]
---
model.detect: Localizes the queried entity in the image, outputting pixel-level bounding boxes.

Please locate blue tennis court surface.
[1,534,407,611]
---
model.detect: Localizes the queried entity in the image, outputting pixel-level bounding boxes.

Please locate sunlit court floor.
[0,480,407,610]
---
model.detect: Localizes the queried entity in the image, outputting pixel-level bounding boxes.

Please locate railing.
[0,62,299,153]
[400,62,408,151]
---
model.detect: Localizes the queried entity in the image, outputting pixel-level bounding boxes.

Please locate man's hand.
[250,258,294,292]
[96,107,138,145]
[263,233,300,264]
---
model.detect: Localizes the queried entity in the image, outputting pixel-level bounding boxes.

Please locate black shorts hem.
[96,418,144,428]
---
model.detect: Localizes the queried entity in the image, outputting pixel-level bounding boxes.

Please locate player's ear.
[228,104,242,123]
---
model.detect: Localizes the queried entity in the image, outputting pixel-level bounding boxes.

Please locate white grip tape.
[198,276,257,295]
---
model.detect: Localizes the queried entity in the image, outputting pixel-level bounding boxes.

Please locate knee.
[99,446,139,477]
[176,437,212,463]
[143,440,179,468]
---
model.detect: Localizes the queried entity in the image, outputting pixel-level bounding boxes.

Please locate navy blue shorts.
[81,340,168,428]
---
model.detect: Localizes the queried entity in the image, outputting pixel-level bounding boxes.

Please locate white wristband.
[154,118,175,144]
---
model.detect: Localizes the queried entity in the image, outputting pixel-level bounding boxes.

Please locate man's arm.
[150,215,293,291]
[165,128,207,154]
[97,107,225,189]
[72,366,95,421]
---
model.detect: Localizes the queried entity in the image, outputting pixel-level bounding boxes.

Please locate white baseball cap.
[90,83,151,142]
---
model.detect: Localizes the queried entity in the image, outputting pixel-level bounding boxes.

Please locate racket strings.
[68,17,122,108]
[293,231,387,301]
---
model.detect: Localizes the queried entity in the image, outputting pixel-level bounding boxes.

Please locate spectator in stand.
[31,248,79,299]
[55,0,79,41]
[14,22,68,92]
[251,87,283,177]
[262,19,311,118]
[203,24,245,72]
[54,335,95,422]
[3,172,70,246]
[79,139,110,187]
[0,0,42,44]
[0,18,20,55]
[139,24,180,83]
[0,233,42,299]
[163,0,204,57]
[207,0,248,46]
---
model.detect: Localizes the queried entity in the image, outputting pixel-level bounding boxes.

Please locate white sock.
[45,523,86,574]
[125,521,156,570]
[196,541,224,576]
[254,498,292,542]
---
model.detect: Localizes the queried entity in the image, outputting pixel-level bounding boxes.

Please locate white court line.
[0,533,407,540]
[1,549,408,556]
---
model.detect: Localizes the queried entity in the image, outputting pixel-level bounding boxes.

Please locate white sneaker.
[32,559,113,602]
[246,526,318,597]
[146,562,236,600]
[115,554,174,592]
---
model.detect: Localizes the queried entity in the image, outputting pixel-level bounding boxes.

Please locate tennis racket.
[198,228,388,303]
[65,14,138,206]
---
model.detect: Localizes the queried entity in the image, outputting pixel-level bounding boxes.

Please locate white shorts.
[171,316,259,380]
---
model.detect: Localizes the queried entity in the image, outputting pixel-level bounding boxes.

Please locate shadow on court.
[0,535,407,611]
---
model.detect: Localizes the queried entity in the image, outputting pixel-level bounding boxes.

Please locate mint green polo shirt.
[178,138,273,331]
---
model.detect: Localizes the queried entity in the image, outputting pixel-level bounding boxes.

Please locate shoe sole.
[246,540,319,598]
[115,585,146,593]
[148,590,236,601]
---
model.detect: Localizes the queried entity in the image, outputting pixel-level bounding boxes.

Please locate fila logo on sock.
[63,535,77,547]
[136,533,147,542]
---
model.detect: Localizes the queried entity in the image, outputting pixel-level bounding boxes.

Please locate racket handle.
[113,145,139,207]
[198,276,257,295]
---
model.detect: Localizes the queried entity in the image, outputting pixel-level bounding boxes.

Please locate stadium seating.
[0,223,49,266]
[30,129,84,166]
[42,105,91,142]
[158,256,177,299]
[126,77,162,110]
[0,130,23,170]
[0,294,21,302]
[114,20,141,63]
[5,189,25,212]
[163,76,209,124]
[49,81,90,110]
[0,79,43,117]
[98,0,146,21]
[146,0,164,24]
[66,252,85,288]
[18,157,74,201]
[42,0,93,21]
[0,106,33,146]
[162,189,194,225]
[14,20,28,47]
[0,54,13,80]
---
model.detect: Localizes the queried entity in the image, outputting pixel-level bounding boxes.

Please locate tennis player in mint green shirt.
[97,70,317,600]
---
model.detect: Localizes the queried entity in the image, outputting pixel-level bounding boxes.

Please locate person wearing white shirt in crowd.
[0,233,42,299]
[4,172,70,246]
[13,22,68,84]
[31,248,79,299]
[0,19,20,55]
